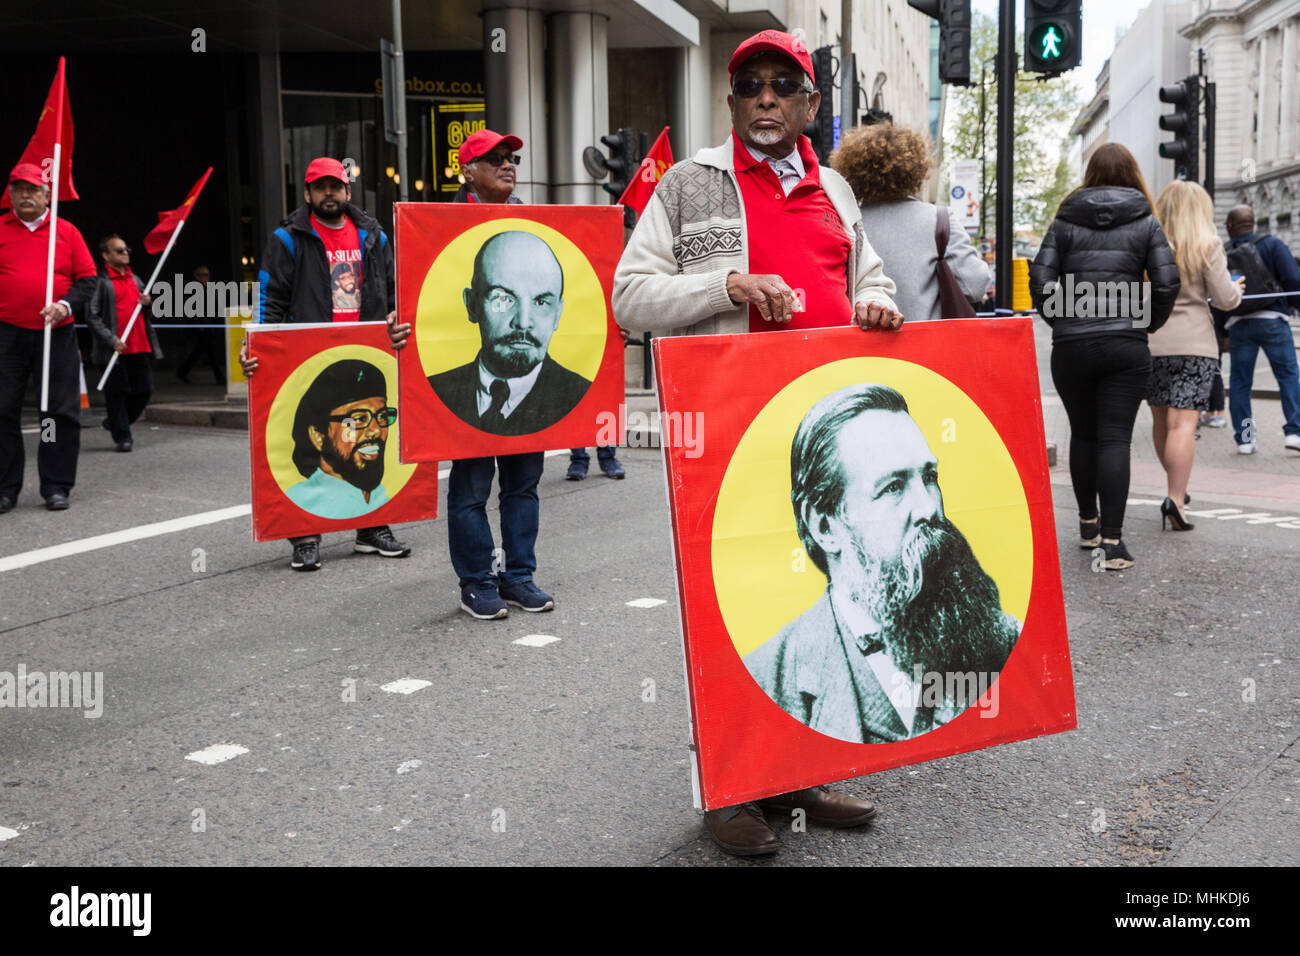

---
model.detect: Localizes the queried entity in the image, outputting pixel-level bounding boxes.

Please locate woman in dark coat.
[1029,143,1181,570]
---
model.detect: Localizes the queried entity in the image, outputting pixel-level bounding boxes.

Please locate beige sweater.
[1149,243,1242,359]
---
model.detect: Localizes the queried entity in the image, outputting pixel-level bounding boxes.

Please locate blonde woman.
[1148,181,1244,530]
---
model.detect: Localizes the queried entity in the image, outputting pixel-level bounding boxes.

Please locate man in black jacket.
[86,235,161,453]
[240,157,410,571]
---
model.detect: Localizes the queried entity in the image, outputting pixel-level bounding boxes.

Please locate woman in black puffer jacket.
[1030,143,1180,570]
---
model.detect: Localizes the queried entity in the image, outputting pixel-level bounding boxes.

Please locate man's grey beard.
[837,518,1017,691]
[750,128,784,146]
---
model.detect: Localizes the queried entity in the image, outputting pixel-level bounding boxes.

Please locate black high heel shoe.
[1161,497,1194,531]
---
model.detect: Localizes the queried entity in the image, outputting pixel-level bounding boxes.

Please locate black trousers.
[103,352,154,442]
[0,321,82,499]
[177,328,224,383]
[1050,334,1151,540]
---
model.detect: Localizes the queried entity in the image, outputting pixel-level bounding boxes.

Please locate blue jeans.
[1228,318,1300,444]
[569,446,616,462]
[447,452,544,589]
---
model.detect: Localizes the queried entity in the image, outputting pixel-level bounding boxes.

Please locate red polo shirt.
[0,210,97,329]
[732,131,853,332]
[108,266,151,354]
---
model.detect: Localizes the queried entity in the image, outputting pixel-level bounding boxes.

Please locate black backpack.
[1224,236,1282,315]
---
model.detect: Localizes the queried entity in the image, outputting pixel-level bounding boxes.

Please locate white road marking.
[396,759,422,775]
[381,678,432,695]
[513,634,559,647]
[0,504,252,573]
[1125,500,1300,530]
[185,743,249,765]
[626,598,666,608]
[0,450,573,573]
[0,826,19,842]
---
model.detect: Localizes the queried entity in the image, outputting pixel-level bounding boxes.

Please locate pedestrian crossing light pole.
[1024,0,1081,76]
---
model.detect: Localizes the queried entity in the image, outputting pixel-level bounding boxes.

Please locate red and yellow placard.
[654,319,1074,810]
[247,322,439,541]
[395,203,625,461]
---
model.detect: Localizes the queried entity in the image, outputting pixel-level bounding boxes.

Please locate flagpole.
[96,218,185,391]
[39,56,67,412]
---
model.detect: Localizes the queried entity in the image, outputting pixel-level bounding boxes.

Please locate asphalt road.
[1,400,1296,866]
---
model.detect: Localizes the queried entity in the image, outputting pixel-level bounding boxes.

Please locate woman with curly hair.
[1148,180,1243,530]
[831,124,990,321]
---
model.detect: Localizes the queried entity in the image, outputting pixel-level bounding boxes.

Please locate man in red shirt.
[87,234,161,453]
[613,32,904,857]
[0,162,98,513]
[240,157,408,571]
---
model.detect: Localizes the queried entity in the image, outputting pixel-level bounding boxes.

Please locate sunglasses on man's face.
[732,76,811,98]
[477,152,521,168]
[111,246,130,255]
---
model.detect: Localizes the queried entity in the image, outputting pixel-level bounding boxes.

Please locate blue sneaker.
[460,584,508,620]
[499,580,555,612]
[598,455,625,479]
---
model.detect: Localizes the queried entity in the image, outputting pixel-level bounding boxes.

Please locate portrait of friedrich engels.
[743,382,1021,744]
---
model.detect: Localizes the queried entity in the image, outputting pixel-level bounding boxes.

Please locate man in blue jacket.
[1223,205,1300,454]
[240,157,410,570]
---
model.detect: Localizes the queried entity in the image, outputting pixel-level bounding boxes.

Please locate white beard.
[750,128,784,146]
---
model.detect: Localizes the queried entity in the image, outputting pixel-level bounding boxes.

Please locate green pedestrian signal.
[1024,0,1081,75]
[1035,24,1063,61]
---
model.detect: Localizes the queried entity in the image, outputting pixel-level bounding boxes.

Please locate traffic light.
[600,128,640,199]
[1024,0,1082,75]
[802,45,835,165]
[1159,77,1200,182]
[907,0,972,86]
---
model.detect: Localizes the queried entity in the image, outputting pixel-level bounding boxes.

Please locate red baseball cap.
[729,30,815,82]
[304,157,349,185]
[8,163,45,187]
[458,130,524,167]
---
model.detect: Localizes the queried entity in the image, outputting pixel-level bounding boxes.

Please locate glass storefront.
[279,52,485,232]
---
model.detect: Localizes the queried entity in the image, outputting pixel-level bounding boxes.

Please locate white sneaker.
[1286,435,1300,452]
[1238,442,1257,455]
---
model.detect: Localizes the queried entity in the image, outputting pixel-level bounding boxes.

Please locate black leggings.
[1050,335,1151,540]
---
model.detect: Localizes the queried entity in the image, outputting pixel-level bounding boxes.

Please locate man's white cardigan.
[613,136,898,336]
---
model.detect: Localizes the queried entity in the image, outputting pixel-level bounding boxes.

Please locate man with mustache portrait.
[428,230,591,436]
[745,382,1021,744]
[286,359,395,520]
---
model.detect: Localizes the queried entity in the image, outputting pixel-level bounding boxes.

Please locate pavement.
[0,323,1296,867]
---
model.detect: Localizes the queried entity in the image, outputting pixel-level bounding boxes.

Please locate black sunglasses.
[732,76,812,98]
[477,152,521,168]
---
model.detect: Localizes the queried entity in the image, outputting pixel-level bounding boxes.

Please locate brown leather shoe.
[703,803,780,856]
[757,785,877,827]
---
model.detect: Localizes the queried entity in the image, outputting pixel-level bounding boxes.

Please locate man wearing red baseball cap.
[454,130,524,205]
[0,162,99,514]
[613,31,904,856]
[239,156,409,570]
[388,129,560,621]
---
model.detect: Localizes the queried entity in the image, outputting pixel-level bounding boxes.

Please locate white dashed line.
[626,598,666,608]
[396,759,423,775]
[513,634,560,647]
[0,826,19,842]
[184,744,249,765]
[381,678,432,695]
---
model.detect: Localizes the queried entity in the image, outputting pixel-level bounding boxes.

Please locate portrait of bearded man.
[286,359,396,520]
[744,382,1021,743]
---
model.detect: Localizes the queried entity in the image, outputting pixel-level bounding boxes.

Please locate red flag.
[617,127,674,215]
[2,58,76,210]
[144,167,213,254]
